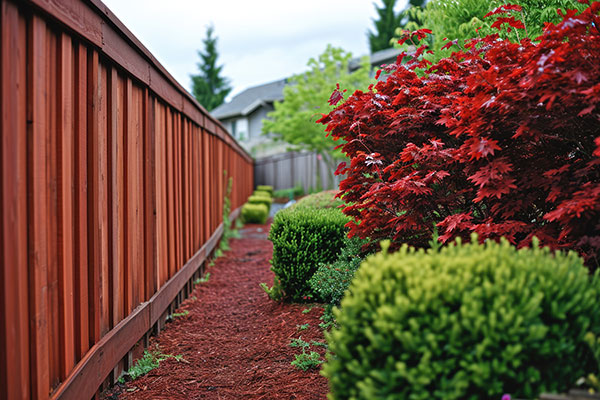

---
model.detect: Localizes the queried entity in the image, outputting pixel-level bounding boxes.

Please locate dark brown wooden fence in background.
[0,0,254,398]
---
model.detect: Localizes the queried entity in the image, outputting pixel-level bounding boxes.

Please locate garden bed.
[103,222,328,399]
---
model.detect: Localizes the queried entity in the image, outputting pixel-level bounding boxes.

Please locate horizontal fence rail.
[0,0,254,399]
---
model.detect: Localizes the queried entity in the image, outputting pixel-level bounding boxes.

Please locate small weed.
[291,351,323,371]
[194,272,211,285]
[310,340,328,348]
[319,304,335,330]
[118,346,186,383]
[302,306,314,314]
[296,323,309,331]
[289,337,310,349]
[171,310,189,318]
[259,280,283,301]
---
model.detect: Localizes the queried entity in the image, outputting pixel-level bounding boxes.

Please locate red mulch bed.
[103,222,329,399]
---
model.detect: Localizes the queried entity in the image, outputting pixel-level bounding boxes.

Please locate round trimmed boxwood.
[247,195,272,212]
[241,203,268,224]
[324,236,600,400]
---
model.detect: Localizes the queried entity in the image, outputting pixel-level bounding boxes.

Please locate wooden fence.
[254,151,343,192]
[0,0,254,398]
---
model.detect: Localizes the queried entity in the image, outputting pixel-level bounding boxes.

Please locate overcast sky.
[102,0,407,99]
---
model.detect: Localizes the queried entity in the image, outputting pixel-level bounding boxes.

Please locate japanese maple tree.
[318,1,600,267]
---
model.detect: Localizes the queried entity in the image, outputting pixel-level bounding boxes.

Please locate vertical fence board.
[26,14,50,400]
[109,67,124,327]
[1,3,30,398]
[97,63,110,338]
[47,29,61,391]
[166,108,175,279]
[73,41,89,362]
[57,32,76,379]
[143,89,156,299]
[87,49,101,346]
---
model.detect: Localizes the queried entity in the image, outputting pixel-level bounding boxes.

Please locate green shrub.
[256,185,273,196]
[241,203,268,224]
[247,195,272,211]
[267,207,350,302]
[274,184,304,200]
[309,236,369,305]
[324,236,600,400]
[253,190,271,199]
[293,190,345,210]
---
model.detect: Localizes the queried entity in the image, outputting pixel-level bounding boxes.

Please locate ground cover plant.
[309,236,369,305]
[318,2,600,267]
[324,237,600,399]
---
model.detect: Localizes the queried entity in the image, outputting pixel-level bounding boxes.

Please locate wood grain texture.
[1,1,254,398]
[1,3,30,398]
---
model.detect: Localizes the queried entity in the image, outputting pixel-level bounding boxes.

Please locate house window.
[231,120,237,137]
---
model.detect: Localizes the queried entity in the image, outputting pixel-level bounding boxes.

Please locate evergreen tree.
[191,25,231,111]
[368,0,402,53]
[369,0,427,53]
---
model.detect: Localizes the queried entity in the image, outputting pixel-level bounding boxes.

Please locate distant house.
[211,47,404,160]
[211,79,287,157]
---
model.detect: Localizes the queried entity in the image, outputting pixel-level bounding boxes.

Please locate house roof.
[211,48,406,121]
[349,47,404,71]
[211,79,287,120]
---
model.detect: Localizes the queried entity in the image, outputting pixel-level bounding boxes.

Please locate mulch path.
[104,222,329,400]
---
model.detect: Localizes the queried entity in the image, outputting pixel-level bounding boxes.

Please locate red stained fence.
[0,0,254,398]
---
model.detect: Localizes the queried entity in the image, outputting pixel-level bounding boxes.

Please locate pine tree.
[368,0,428,53]
[368,0,402,53]
[191,25,231,111]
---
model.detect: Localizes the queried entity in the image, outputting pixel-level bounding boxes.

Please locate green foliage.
[309,236,369,305]
[190,25,231,111]
[584,332,600,392]
[297,323,310,331]
[241,203,268,225]
[218,176,237,253]
[291,351,323,371]
[369,0,428,52]
[274,184,305,200]
[290,337,311,349]
[267,207,350,302]
[247,195,272,212]
[252,190,271,199]
[293,190,344,211]
[171,310,189,318]
[324,237,600,399]
[120,347,186,383]
[262,45,372,188]
[259,279,283,301]
[368,0,404,53]
[398,0,587,61]
[256,185,273,196]
[193,272,210,285]
[319,304,336,331]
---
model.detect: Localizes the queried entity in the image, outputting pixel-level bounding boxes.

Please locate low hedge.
[267,206,350,302]
[324,237,600,399]
[247,195,272,212]
[293,190,344,210]
[241,203,268,224]
[253,190,271,199]
[256,185,273,196]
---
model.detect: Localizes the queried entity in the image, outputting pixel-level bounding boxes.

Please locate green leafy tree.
[191,25,231,111]
[396,0,587,61]
[262,45,371,189]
